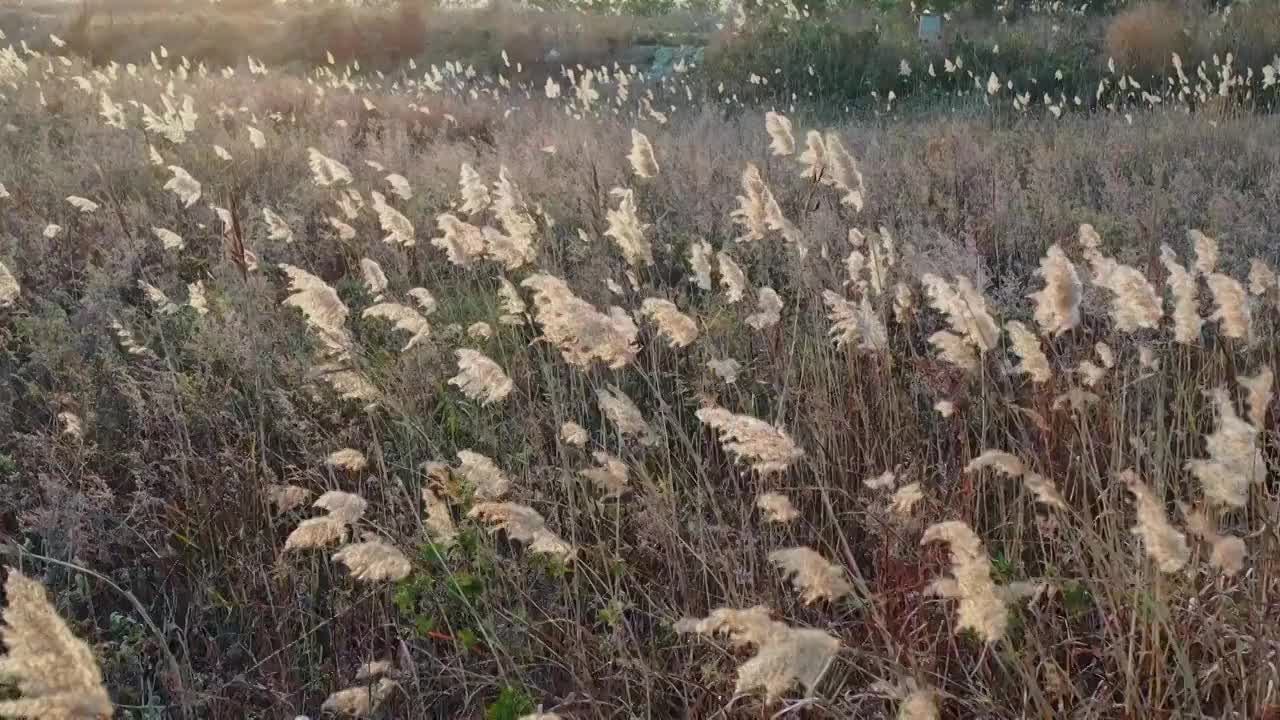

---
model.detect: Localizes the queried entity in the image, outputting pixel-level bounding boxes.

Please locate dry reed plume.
[0,569,113,719]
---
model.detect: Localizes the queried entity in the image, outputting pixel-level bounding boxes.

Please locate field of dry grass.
[1,4,1280,720]
[2,0,709,78]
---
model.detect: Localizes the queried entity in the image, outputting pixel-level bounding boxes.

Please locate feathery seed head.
[432,214,486,267]
[361,303,430,351]
[268,484,312,514]
[1005,321,1053,383]
[1122,469,1190,573]
[559,422,588,447]
[422,488,458,547]
[716,251,746,304]
[0,569,113,720]
[921,274,999,352]
[768,547,854,604]
[731,164,796,246]
[627,129,659,178]
[280,264,352,356]
[1238,367,1273,428]
[307,147,353,187]
[1248,258,1277,297]
[458,163,490,215]
[890,482,924,514]
[521,274,640,369]
[864,470,897,490]
[1087,245,1162,333]
[823,290,887,352]
[1181,504,1246,577]
[57,411,82,440]
[139,280,179,315]
[496,277,526,325]
[1028,245,1082,336]
[1076,360,1107,387]
[1206,273,1252,342]
[687,241,714,291]
[285,515,349,550]
[1189,229,1218,275]
[1095,341,1115,369]
[579,451,630,499]
[326,448,367,472]
[822,132,865,211]
[745,287,783,330]
[321,677,398,718]
[468,502,575,562]
[596,385,657,446]
[448,349,513,405]
[314,490,368,524]
[696,404,803,475]
[764,111,795,156]
[332,541,411,582]
[467,321,493,341]
[370,191,415,247]
[707,358,742,384]
[455,451,510,500]
[384,173,412,201]
[676,607,838,702]
[756,493,799,523]
[928,331,977,372]
[152,226,185,251]
[1160,245,1202,344]
[1185,388,1265,508]
[0,262,19,307]
[405,288,437,317]
[921,521,1008,642]
[604,188,652,266]
[798,130,826,182]
[359,259,387,298]
[163,165,201,206]
[965,450,1024,478]
[640,298,699,348]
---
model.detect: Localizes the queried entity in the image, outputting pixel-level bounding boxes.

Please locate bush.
[1103,2,1187,78]
[703,10,1099,112]
[702,16,912,106]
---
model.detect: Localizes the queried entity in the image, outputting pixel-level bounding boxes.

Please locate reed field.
[0,1,1279,718]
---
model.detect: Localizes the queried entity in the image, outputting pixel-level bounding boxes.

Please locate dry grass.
[6,0,663,76]
[0,19,1279,720]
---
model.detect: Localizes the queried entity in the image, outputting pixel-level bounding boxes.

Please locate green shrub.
[703,11,1099,112]
[703,17,915,106]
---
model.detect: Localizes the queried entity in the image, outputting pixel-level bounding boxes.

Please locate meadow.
[1,1,1279,718]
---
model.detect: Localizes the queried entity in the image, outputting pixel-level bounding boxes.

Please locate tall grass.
[0,27,1279,720]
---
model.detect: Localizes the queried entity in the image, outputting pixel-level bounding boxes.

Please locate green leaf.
[596,599,625,628]
[457,627,480,654]
[485,686,535,720]
[445,571,483,601]
[1061,579,1093,619]
[413,614,436,637]
[417,541,449,566]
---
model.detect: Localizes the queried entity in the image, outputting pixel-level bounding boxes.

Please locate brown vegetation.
[1,11,1280,720]
[20,0,675,75]
[1104,2,1187,78]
